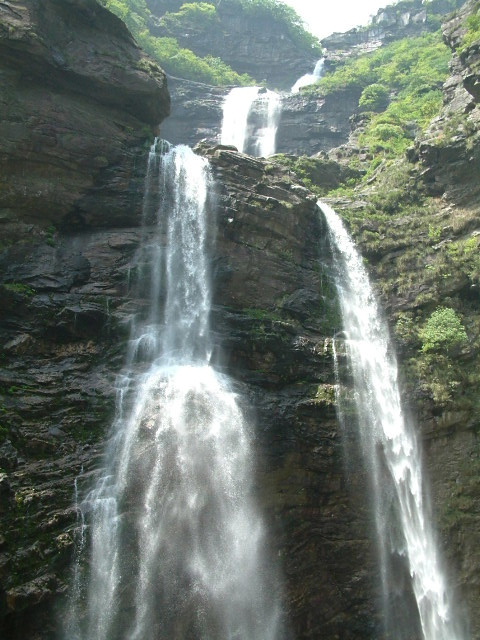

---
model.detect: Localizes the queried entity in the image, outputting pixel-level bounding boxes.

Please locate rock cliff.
[2,0,480,638]
[321,1,480,634]
[0,0,170,232]
[322,0,465,52]
[146,0,318,90]
[0,0,170,636]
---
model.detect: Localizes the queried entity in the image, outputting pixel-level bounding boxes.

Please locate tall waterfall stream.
[320,201,465,640]
[65,143,283,640]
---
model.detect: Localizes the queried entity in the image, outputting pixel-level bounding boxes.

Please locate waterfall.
[251,89,282,157]
[291,58,325,93]
[220,86,260,153]
[221,87,280,157]
[65,142,283,640]
[319,200,465,640]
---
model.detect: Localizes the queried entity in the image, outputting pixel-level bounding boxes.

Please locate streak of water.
[64,143,283,640]
[220,86,260,152]
[221,87,280,156]
[320,200,465,640]
[291,58,325,93]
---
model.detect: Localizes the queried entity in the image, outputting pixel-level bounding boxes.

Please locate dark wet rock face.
[161,77,225,148]
[0,0,170,232]
[0,0,170,637]
[0,119,380,636]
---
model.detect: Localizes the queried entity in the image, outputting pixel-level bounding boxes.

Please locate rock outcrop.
[413,0,480,205]
[161,76,225,147]
[146,0,318,90]
[0,0,170,636]
[322,0,466,53]
[0,0,170,232]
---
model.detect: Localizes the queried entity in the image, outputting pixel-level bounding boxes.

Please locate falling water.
[319,201,465,640]
[220,86,260,152]
[251,89,282,157]
[221,86,281,157]
[65,142,283,640]
[291,58,325,93]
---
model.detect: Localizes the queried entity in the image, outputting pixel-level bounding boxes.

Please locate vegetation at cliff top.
[100,0,255,84]
[153,0,321,52]
[101,0,319,84]
[458,3,480,52]
[306,32,451,163]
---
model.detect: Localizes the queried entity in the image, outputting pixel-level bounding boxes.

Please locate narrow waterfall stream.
[251,89,282,157]
[291,58,325,93]
[221,86,280,156]
[220,86,260,152]
[319,200,465,640]
[65,143,283,640]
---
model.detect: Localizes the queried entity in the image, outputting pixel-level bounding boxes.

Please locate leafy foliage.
[100,0,255,84]
[358,84,390,112]
[458,4,480,52]
[159,2,217,30]
[419,307,468,353]
[308,32,450,162]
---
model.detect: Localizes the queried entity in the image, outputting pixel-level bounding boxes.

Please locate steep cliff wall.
[146,0,318,90]
[319,2,480,634]
[3,0,480,639]
[0,129,382,637]
[0,0,169,233]
[0,0,170,636]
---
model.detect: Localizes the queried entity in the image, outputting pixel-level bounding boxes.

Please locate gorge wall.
[145,0,318,90]
[2,0,480,638]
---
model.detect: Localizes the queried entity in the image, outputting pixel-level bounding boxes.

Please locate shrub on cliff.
[359,84,390,111]
[419,307,468,353]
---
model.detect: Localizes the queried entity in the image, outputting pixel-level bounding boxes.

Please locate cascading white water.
[319,200,465,640]
[220,86,280,157]
[291,58,325,93]
[252,89,282,157]
[65,142,283,640]
[220,86,260,152]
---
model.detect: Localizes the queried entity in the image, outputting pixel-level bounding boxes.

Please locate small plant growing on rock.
[419,306,468,353]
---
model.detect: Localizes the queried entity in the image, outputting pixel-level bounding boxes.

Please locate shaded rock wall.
[161,76,224,148]
[0,132,382,637]
[0,0,170,232]
[0,0,170,636]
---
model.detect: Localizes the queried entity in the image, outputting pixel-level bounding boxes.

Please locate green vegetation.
[3,283,35,296]
[306,32,450,164]
[217,0,321,52]
[358,83,390,112]
[458,3,480,52]
[100,0,255,84]
[419,307,468,353]
[101,0,320,85]
[270,154,360,196]
[160,1,217,30]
